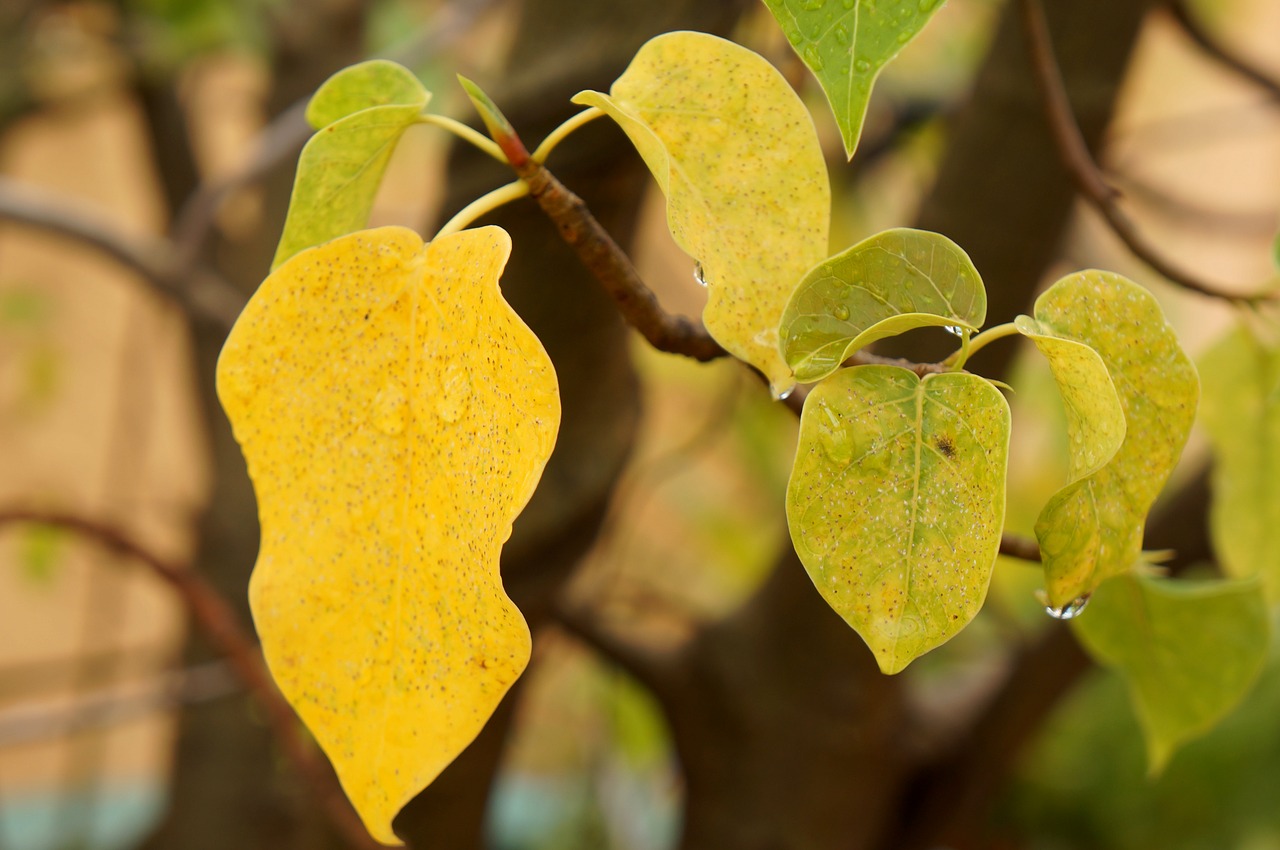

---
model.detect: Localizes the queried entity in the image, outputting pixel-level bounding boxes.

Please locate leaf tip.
[457,75,528,166]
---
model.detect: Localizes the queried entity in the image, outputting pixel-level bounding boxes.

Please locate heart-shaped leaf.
[787,365,1010,673]
[218,225,559,845]
[574,31,830,397]
[1072,573,1269,773]
[780,228,985,383]
[1025,271,1198,607]
[762,0,946,158]
[274,63,431,270]
[1199,325,1280,602]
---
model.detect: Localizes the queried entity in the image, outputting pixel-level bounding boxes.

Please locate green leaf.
[273,67,431,270]
[1014,315,1125,479]
[786,365,1010,673]
[780,228,985,383]
[1199,326,1280,602]
[574,31,830,397]
[305,60,429,129]
[1024,271,1198,607]
[457,75,516,148]
[761,0,946,158]
[1072,572,1269,773]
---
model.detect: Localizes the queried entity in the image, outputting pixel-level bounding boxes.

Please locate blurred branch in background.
[0,510,380,850]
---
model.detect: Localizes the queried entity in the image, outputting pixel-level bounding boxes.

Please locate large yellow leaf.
[574,31,830,397]
[217,226,559,845]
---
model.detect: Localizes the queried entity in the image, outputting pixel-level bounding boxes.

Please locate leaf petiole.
[531,107,604,163]
[418,113,507,163]
[434,180,530,239]
[947,321,1021,368]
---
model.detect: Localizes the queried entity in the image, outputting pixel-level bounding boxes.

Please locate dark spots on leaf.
[936,434,955,458]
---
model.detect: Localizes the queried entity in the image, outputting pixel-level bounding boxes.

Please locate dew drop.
[804,44,826,71]
[854,58,872,73]
[834,23,852,45]
[834,304,851,321]
[944,325,965,337]
[1038,591,1090,620]
[800,0,825,9]
[773,384,795,402]
[371,379,408,435]
[437,364,472,424]
[842,0,856,8]
[693,261,708,287]
[897,30,912,43]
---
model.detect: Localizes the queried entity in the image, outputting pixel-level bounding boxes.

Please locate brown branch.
[0,177,245,329]
[999,532,1041,562]
[1018,0,1276,306]
[0,510,383,850]
[1166,0,1280,101]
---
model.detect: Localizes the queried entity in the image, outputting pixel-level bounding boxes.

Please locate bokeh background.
[1,0,1278,848]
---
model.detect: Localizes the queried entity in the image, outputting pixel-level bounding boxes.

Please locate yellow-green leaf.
[1072,573,1269,773]
[1199,325,1280,602]
[786,365,1010,673]
[780,228,985,383]
[574,31,830,397]
[273,71,431,270]
[1025,272,1198,608]
[761,0,946,158]
[1014,315,1126,479]
[306,59,430,129]
[218,225,559,845]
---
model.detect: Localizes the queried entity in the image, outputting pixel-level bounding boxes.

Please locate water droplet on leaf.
[1038,590,1090,620]
[834,305,851,321]
[800,0,826,9]
[944,325,965,337]
[693,261,708,287]
[854,59,872,73]
[437,364,472,424]
[371,379,408,435]
[804,44,826,71]
[834,23,851,45]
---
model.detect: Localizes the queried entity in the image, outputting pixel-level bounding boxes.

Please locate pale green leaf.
[219,225,559,844]
[780,228,985,383]
[786,365,1010,673]
[1199,325,1280,602]
[1072,573,1269,773]
[305,59,429,129]
[761,0,945,158]
[1026,271,1198,607]
[273,71,431,269]
[1014,315,1125,479]
[574,31,830,397]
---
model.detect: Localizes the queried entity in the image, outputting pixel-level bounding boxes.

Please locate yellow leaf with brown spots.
[217,225,559,845]
[574,31,830,397]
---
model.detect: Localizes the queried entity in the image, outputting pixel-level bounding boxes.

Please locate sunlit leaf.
[273,67,431,270]
[1199,325,1280,602]
[306,60,429,129]
[218,225,559,845]
[786,365,1010,673]
[1014,316,1125,479]
[761,0,946,158]
[574,31,830,397]
[1072,572,1268,773]
[780,228,985,383]
[1025,271,1198,607]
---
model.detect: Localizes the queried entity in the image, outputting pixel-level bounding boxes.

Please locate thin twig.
[0,660,241,748]
[0,177,244,328]
[1018,0,1275,306]
[0,510,383,850]
[999,533,1041,562]
[1166,0,1280,101]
